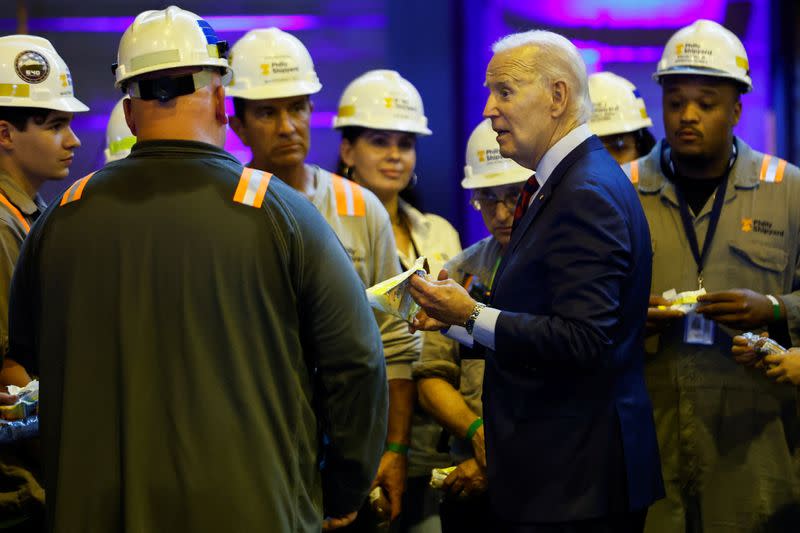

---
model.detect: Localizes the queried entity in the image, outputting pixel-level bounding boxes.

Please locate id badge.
[683,311,715,345]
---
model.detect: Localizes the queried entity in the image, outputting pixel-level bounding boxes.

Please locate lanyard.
[667,143,737,289]
[0,192,30,233]
[488,256,501,290]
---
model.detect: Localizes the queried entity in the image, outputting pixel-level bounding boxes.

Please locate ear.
[308,98,315,113]
[229,113,249,147]
[340,138,356,167]
[123,97,136,136]
[213,84,228,126]
[731,98,742,128]
[0,120,16,152]
[550,79,569,119]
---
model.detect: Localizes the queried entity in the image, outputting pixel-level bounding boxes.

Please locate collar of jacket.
[0,169,45,216]
[129,139,240,165]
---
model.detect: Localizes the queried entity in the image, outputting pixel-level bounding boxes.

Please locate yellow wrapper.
[430,465,458,489]
[366,256,430,322]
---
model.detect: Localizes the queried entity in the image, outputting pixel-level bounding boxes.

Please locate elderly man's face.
[483,47,552,169]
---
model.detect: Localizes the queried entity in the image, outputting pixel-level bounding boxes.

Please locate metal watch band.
[464,303,487,335]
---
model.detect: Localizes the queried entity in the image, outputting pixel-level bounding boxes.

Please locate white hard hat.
[462,119,530,189]
[113,6,232,89]
[226,28,321,100]
[0,34,88,112]
[333,70,432,135]
[588,72,653,137]
[104,98,136,163]
[653,19,752,92]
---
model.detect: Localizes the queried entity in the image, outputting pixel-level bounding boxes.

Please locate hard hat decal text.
[14,50,50,84]
[478,148,503,163]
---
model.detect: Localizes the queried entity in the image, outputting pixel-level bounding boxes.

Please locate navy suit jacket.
[483,135,664,522]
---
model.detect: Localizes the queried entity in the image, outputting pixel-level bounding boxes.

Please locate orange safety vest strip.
[629,160,639,184]
[60,172,96,206]
[759,154,787,183]
[0,192,30,233]
[332,174,366,217]
[233,167,272,208]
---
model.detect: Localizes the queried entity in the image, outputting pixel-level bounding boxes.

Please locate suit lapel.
[491,136,604,295]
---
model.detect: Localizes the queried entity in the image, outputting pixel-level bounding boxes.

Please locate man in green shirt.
[8,8,387,532]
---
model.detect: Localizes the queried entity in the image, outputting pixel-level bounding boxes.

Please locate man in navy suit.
[410,30,664,531]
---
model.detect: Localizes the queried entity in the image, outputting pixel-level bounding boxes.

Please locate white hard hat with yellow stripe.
[0,34,88,112]
[113,6,232,101]
[105,97,136,163]
[654,19,752,92]
[333,70,432,135]
[226,28,322,100]
[462,119,530,189]
[588,72,653,137]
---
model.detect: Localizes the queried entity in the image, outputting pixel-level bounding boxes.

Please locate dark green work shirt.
[8,140,387,532]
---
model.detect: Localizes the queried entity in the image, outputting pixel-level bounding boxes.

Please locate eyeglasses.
[470,189,522,211]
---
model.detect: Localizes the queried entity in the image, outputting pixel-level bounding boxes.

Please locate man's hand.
[442,458,488,499]
[696,289,775,329]
[646,294,684,335]
[764,349,800,386]
[322,511,358,531]
[0,390,17,405]
[409,307,448,334]
[731,333,768,368]
[372,450,407,521]
[409,269,477,328]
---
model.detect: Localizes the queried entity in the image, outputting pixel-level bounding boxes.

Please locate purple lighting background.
[0,1,774,247]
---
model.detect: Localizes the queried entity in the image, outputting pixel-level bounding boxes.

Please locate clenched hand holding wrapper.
[366,256,430,322]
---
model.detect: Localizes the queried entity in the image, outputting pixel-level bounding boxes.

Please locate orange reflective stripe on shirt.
[233,167,272,208]
[0,192,30,233]
[629,160,639,184]
[332,174,366,217]
[759,155,787,183]
[60,172,96,206]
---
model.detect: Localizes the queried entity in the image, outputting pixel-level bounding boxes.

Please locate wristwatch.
[464,303,487,335]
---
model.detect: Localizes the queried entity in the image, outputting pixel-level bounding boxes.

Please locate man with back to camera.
[408,30,664,531]
[6,7,387,532]
[627,19,800,532]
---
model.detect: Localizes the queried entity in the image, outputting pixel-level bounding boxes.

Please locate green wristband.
[766,294,781,321]
[386,442,409,455]
[465,417,483,441]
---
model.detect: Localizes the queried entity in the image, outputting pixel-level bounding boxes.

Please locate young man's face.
[7,111,81,183]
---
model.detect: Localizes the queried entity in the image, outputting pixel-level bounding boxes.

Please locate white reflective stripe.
[242,169,265,206]
[342,179,355,215]
[764,156,781,182]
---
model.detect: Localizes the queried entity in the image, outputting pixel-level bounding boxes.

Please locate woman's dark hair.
[336,126,420,207]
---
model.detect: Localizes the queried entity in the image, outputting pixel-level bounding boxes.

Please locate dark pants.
[440,492,491,533]
[497,509,647,533]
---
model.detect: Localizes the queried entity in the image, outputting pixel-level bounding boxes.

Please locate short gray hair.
[492,30,592,124]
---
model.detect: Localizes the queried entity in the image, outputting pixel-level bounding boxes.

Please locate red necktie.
[512,174,540,231]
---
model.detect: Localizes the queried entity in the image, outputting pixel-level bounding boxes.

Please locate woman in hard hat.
[334,69,461,533]
[413,118,530,532]
[587,72,656,165]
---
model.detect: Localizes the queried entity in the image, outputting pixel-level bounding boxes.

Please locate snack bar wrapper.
[661,288,707,314]
[430,465,457,489]
[0,380,39,443]
[366,256,430,322]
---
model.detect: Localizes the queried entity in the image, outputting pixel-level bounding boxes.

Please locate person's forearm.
[418,377,479,438]
[387,379,415,444]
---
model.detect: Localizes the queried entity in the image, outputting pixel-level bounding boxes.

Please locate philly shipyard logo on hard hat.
[15,50,50,83]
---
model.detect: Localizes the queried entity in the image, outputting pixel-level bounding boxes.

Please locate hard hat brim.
[0,96,89,113]
[653,67,752,93]
[332,117,432,136]
[225,80,322,100]
[461,169,531,189]
[589,119,654,137]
